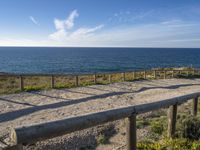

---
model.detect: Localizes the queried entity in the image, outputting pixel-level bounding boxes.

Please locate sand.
[0,78,200,149]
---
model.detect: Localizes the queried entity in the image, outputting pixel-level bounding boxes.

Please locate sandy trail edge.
[1,78,200,149]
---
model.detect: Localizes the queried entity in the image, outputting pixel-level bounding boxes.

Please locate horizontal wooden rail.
[7,92,200,150]
[0,68,198,77]
[0,68,199,93]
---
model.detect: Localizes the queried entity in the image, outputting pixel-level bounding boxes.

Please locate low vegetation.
[137,101,200,150]
[0,67,198,95]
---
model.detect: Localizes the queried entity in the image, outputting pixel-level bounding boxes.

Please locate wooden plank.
[126,114,137,150]
[167,104,177,138]
[192,97,198,116]
[11,92,200,145]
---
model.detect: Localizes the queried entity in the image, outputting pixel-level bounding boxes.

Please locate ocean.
[0,47,199,74]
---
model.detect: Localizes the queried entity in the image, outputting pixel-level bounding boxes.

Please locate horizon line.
[0,46,200,49]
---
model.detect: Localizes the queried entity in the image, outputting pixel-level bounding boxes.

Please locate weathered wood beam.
[192,97,198,116]
[126,114,137,150]
[10,92,200,145]
[167,104,177,138]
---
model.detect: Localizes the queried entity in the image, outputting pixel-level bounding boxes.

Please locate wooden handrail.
[6,92,200,150]
[0,68,199,93]
[0,68,198,77]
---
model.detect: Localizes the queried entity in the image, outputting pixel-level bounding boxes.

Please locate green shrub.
[150,118,166,135]
[138,138,200,150]
[96,134,107,144]
[177,116,200,140]
[137,119,150,129]
[24,86,45,92]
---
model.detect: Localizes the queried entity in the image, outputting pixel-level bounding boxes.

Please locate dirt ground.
[0,78,200,149]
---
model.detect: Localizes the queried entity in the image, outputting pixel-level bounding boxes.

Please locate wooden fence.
[1,92,199,150]
[0,68,199,92]
[0,68,200,149]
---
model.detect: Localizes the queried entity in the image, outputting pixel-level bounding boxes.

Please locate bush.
[177,116,200,140]
[150,118,167,135]
[96,134,107,144]
[137,119,150,129]
[138,138,200,150]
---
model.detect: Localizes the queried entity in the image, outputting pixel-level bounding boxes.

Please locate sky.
[0,0,200,47]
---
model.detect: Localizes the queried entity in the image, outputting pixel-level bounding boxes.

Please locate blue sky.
[0,0,200,47]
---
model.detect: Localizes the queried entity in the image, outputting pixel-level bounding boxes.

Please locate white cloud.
[49,29,67,41]
[53,9,79,31]
[29,16,39,26]
[54,19,65,30]
[70,25,104,38]
[49,9,104,42]
[2,13,200,48]
[65,10,79,29]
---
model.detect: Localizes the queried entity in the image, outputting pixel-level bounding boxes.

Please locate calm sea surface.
[0,47,200,74]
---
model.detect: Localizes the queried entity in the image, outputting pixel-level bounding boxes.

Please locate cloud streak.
[2,20,200,48]
[49,10,104,42]
[29,16,39,26]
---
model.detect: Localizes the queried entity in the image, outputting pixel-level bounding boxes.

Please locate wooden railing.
[0,68,199,92]
[1,68,200,149]
[2,93,199,150]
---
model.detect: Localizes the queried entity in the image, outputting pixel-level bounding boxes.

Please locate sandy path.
[0,78,200,149]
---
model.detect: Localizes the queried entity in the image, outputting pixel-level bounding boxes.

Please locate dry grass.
[0,68,197,95]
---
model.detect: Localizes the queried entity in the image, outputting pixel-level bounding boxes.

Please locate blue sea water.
[0,47,199,74]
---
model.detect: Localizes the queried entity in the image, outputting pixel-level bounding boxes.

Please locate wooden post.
[154,70,156,79]
[133,72,135,80]
[187,71,189,77]
[51,75,55,88]
[172,70,174,78]
[193,69,195,76]
[122,73,125,81]
[144,70,146,79]
[167,104,177,138]
[75,76,79,86]
[94,74,97,84]
[126,114,137,150]
[164,70,166,79]
[109,74,111,83]
[19,76,24,91]
[192,97,198,116]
